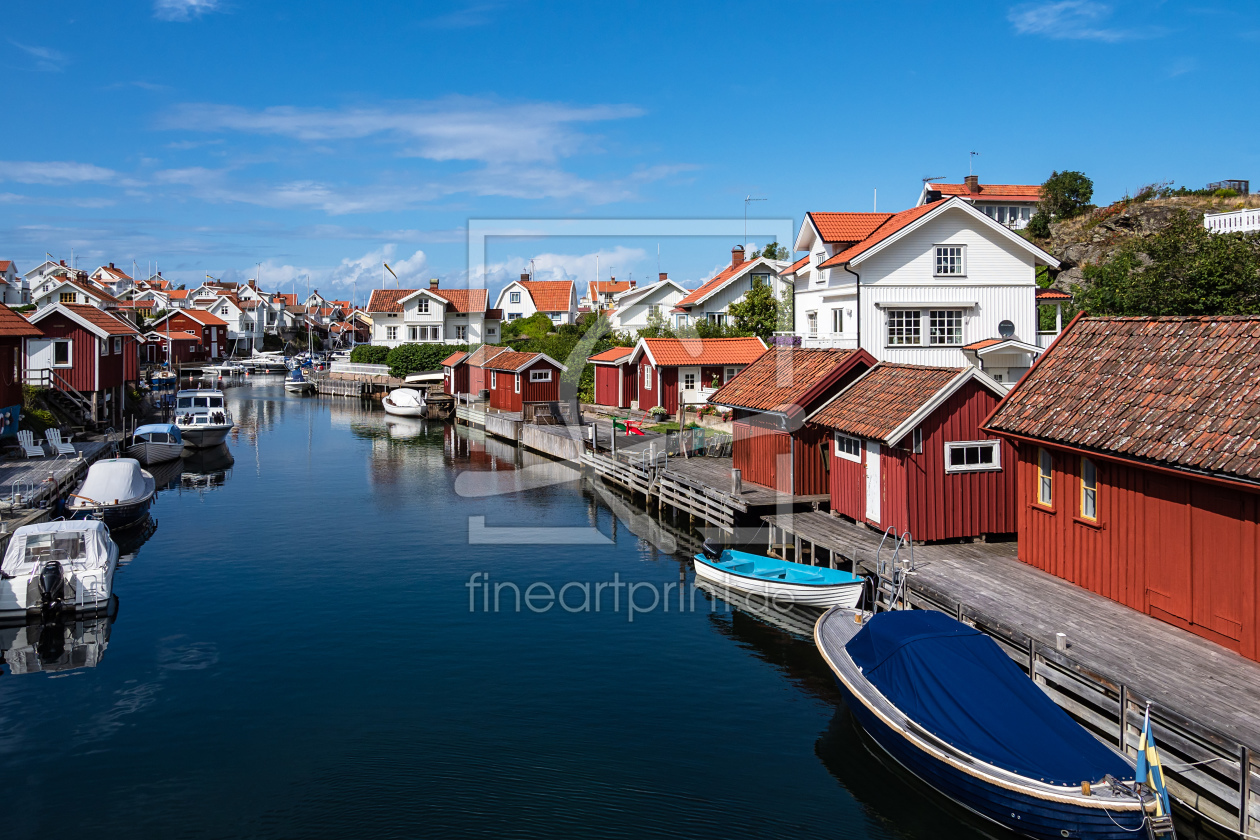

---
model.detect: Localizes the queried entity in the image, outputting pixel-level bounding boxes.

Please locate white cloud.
[153,0,224,22]
[9,40,66,72]
[1007,1,1164,42]
[0,160,117,185]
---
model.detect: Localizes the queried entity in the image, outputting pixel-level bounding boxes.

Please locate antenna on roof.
[744,195,766,251]
[969,151,980,176]
[922,175,945,184]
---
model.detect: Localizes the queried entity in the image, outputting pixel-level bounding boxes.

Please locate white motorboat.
[67,458,156,529]
[0,521,119,618]
[174,387,235,447]
[122,423,184,465]
[383,387,427,417]
[285,367,316,394]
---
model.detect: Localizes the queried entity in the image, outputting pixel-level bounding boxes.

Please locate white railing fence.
[1204,208,1260,234]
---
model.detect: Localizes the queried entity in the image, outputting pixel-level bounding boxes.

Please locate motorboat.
[122,423,184,465]
[693,546,864,609]
[0,521,119,618]
[285,366,317,394]
[815,608,1155,839]
[174,388,234,447]
[383,387,427,417]
[66,458,156,529]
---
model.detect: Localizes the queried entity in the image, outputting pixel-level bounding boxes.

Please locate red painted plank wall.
[828,439,866,524]
[733,420,789,491]
[0,340,21,407]
[520,361,561,403]
[32,314,97,392]
[660,368,678,414]
[637,358,658,409]
[622,365,637,406]
[1016,441,1260,659]
[594,366,620,407]
[792,423,832,496]
[487,368,517,412]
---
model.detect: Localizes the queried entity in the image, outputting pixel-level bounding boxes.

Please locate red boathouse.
[627,336,766,416]
[589,346,636,409]
[985,315,1260,660]
[25,303,144,425]
[484,351,565,412]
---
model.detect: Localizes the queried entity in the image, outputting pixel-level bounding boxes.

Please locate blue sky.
[2,0,1256,305]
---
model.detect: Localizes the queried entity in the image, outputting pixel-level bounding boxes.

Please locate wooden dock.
[0,439,116,551]
[764,509,1260,838]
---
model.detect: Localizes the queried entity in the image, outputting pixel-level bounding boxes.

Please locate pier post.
[730,468,741,497]
[794,534,802,564]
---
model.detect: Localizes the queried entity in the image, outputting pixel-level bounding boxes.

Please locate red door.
[1191,483,1245,643]
[1144,474,1192,623]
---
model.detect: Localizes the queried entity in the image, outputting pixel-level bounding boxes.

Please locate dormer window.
[417,298,429,314]
[509,291,521,304]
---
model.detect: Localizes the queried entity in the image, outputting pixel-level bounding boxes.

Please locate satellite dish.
[998,320,1015,339]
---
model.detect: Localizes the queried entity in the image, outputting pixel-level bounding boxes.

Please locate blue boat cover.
[846,610,1133,785]
[134,423,182,442]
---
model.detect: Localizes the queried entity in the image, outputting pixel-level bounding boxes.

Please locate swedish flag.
[1135,704,1172,817]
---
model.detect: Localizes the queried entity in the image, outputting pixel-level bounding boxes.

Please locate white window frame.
[417,297,429,314]
[724,366,739,382]
[509,291,521,304]
[929,309,964,346]
[529,369,551,382]
[682,371,696,390]
[385,325,398,341]
[514,374,520,394]
[934,245,966,276]
[886,309,922,346]
[491,371,497,389]
[944,440,1002,473]
[643,365,652,391]
[456,325,468,341]
[806,311,818,338]
[52,339,72,368]
[831,308,843,334]
[408,326,419,341]
[113,337,122,354]
[834,433,862,463]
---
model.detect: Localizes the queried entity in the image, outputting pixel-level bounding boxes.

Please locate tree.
[1026,212,1051,240]
[726,279,781,339]
[501,312,553,341]
[1074,211,1260,316]
[751,241,789,260]
[1039,170,1094,220]
[638,308,672,338]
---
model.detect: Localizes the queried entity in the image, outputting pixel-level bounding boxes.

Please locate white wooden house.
[606,275,688,332]
[671,247,790,330]
[916,176,1042,230]
[367,280,501,347]
[0,260,28,305]
[493,276,579,325]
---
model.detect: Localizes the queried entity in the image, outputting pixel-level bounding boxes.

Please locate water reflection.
[0,612,113,675]
[181,444,234,490]
[114,514,159,559]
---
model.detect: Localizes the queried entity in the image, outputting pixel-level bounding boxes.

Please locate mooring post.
[1027,638,1036,679]
[731,468,741,497]
[794,533,802,564]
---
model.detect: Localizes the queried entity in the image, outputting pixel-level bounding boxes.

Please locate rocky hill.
[1037,193,1260,290]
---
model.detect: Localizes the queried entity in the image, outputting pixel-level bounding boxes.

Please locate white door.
[864,440,881,524]
[26,339,53,380]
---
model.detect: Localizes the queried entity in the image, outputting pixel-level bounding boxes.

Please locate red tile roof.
[711,347,870,414]
[433,288,488,313]
[808,212,894,243]
[1036,287,1073,301]
[962,339,1004,351]
[675,260,753,308]
[168,289,191,299]
[58,303,143,336]
[640,336,767,367]
[930,182,1041,199]
[441,351,469,367]
[484,350,553,372]
[272,293,297,306]
[172,309,227,327]
[781,255,810,275]
[589,280,634,298]
[485,308,502,320]
[367,288,412,313]
[810,364,964,442]
[53,278,121,305]
[149,330,199,342]
[0,261,10,272]
[985,316,1260,484]
[588,346,634,364]
[520,280,574,312]
[0,305,43,337]
[464,344,508,367]
[96,264,132,281]
[818,202,943,268]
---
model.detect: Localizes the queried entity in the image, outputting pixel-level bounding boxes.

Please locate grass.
[645,421,701,433]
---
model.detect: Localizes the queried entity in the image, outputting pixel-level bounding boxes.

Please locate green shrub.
[501,312,553,341]
[1214,188,1239,198]
[1026,212,1051,239]
[385,343,470,378]
[350,345,390,365]
[1039,170,1094,220]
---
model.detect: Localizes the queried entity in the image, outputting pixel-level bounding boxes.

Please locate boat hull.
[122,440,184,465]
[693,557,862,609]
[179,425,232,448]
[69,495,154,530]
[382,399,427,418]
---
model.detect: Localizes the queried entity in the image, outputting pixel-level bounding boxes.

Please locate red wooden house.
[484,351,566,412]
[808,363,1015,541]
[709,347,875,495]
[143,330,207,364]
[984,315,1260,660]
[627,336,766,415]
[441,350,469,396]
[150,309,228,359]
[26,304,144,425]
[589,346,637,409]
[455,345,509,398]
[0,305,43,418]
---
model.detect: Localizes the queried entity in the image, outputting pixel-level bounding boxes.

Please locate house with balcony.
[494,276,578,325]
[367,280,502,347]
[671,247,790,330]
[32,276,122,312]
[606,274,688,332]
[917,175,1042,230]
[788,197,1061,387]
[583,277,635,310]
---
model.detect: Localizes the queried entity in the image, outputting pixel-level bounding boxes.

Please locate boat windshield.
[177,397,192,409]
[194,397,209,407]
[209,397,224,407]
[24,533,87,565]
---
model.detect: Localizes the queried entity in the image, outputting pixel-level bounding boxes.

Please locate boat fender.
[1081,781,1091,796]
[38,561,65,613]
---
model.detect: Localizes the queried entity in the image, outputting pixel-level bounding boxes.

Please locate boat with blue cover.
[122,423,184,465]
[693,547,864,608]
[284,366,316,394]
[815,608,1156,839]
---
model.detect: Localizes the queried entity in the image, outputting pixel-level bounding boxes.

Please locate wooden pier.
[764,509,1260,839]
[0,439,116,552]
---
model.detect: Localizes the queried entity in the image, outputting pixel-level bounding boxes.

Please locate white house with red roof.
[606,274,688,332]
[583,277,635,309]
[917,175,1042,230]
[494,275,579,325]
[367,279,502,347]
[671,246,790,330]
[88,263,134,295]
[788,197,1061,385]
[0,260,27,305]
[32,274,122,312]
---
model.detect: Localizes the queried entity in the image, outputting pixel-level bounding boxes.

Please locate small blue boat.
[285,367,315,394]
[815,608,1156,839]
[693,547,864,608]
[122,423,184,465]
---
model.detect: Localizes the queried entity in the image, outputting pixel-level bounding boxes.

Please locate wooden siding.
[520,360,560,404]
[0,340,21,407]
[732,420,789,491]
[622,364,637,406]
[637,357,657,409]
[660,367,679,414]
[1017,441,1260,659]
[829,440,866,523]
[31,313,97,392]
[487,368,516,411]
[792,423,832,496]
[445,364,469,396]
[594,365,620,407]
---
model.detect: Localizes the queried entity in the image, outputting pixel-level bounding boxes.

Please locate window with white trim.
[386,326,398,341]
[514,374,520,393]
[934,245,965,275]
[831,309,843,334]
[53,339,71,367]
[886,309,921,346]
[509,291,521,304]
[408,326,419,341]
[807,311,818,337]
[456,325,468,341]
[944,440,1001,472]
[417,298,429,314]
[643,365,652,390]
[911,427,922,454]
[834,433,862,462]
[1081,457,1098,520]
[530,369,551,382]
[113,337,122,354]
[508,313,521,320]
[491,371,497,389]
[724,366,739,383]
[683,371,696,390]
[487,326,497,337]
[929,310,963,346]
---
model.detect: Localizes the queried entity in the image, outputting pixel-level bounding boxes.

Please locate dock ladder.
[873,527,915,612]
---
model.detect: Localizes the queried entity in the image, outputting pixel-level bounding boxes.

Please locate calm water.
[0,381,992,839]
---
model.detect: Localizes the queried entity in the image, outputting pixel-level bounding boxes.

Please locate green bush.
[385,343,470,378]
[1039,170,1094,220]
[1214,188,1240,198]
[350,345,390,364]
[1026,212,1051,239]
[501,312,553,341]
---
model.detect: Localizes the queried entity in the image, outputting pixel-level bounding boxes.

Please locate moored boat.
[174,388,234,447]
[382,387,427,417]
[815,608,1156,839]
[66,458,156,529]
[693,547,864,609]
[284,367,316,394]
[0,521,119,618]
[122,423,184,465]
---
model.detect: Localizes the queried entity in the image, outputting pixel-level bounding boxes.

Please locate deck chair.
[16,430,44,459]
[45,428,76,457]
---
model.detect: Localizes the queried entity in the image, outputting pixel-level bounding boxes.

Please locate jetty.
[0,437,116,552]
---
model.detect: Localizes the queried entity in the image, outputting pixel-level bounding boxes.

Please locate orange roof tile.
[1036,287,1073,301]
[589,280,634,298]
[520,280,574,312]
[962,339,1005,351]
[57,303,143,336]
[640,336,767,367]
[818,202,943,268]
[808,212,894,243]
[588,346,634,364]
[930,182,1041,199]
[781,255,810,275]
[433,288,489,313]
[464,344,508,367]
[162,309,226,327]
[710,347,870,414]
[0,261,10,272]
[484,350,563,372]
[168,289,191,299]
[0,305,43,337]
[149,330,199,342]
[811,364,964,442]
[367,288,412,313]
[441,351,469,367]
[675,260,752,308]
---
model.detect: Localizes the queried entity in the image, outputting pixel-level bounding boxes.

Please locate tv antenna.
[744,195,766,250]
[969,151,980,176]
[922,175,945,184]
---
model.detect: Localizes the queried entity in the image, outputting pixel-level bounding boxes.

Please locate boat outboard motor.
[701,537,724,560]
[36,620,66,665]
[37,561,65,613]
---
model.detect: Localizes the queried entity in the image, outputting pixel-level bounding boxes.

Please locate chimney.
[429,278,439,290]
[60,260,66,266]
[629,279,636,288]
[158,271,163,277]
[248,278,256,289]
[659,272,668,281]
[965,174,980,194]
[731,245,745,267]
[109,262,115,269]
[520,272,530,282]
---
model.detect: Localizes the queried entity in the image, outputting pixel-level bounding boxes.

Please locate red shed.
[809,364,1015,541]
[150,309,228,359]
[710,347,875,495]
[456,345,508,399]
[25,303,144,425]
[589,346,636,409]
[985,315,1260,660]
[484,351,565,412]
[0,305,44,412]
[441,350,469,396]
[144,330,208,364]
[628,336,766,415]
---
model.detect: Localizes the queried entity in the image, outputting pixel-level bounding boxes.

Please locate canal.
[0,381,995,839]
